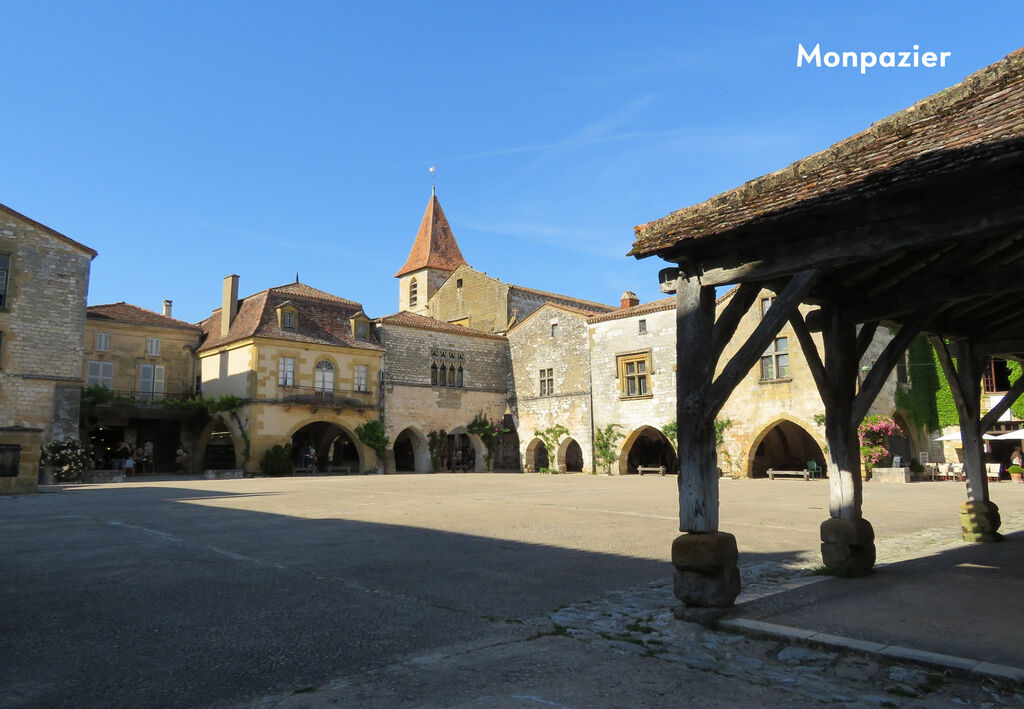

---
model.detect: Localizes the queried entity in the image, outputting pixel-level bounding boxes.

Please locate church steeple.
[395,192,470,314]
[395,192,468,278]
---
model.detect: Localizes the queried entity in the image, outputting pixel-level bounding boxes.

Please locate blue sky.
[3,1,1022,324]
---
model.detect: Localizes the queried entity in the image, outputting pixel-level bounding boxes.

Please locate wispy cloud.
[459,218,623,259]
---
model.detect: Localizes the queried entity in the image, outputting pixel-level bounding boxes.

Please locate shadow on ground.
[1,484,808,709]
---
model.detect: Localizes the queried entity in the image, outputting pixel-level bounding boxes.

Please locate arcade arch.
[747,419,825,478]
[618,426,677,475]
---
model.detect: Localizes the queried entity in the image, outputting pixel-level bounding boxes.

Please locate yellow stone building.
[82,301,203,469]
[194,276,384,474]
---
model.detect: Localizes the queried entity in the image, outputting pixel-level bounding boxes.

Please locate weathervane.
[429,165,436,195]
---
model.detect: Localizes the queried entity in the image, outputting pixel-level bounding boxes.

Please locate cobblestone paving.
[539,514,1024,708]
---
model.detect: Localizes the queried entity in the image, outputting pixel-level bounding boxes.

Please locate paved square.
[3,475,1022,708]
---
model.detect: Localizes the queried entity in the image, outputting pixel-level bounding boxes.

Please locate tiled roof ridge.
[268,282,361,307]
[588,297,675,323]
[394,194,470,277]
[632,47,1024,253]
[505,301,597,334]
[0,202,98,258]
[377,310,507,340]
[87,302,202,331]
[507,283,615,311]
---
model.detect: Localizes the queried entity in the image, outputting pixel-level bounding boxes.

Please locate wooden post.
[820,306,863,520]
[931,336,1002,541]
[675,274,718,533]
[670,273,739,621]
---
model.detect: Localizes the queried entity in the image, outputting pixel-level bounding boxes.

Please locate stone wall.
[84,319,200,397]
[509,305,593,472]
[0,208,92,463]
[427,266,512,333]
[589,303,677,472]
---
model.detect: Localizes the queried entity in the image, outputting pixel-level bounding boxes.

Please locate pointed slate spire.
[395,193,469,278]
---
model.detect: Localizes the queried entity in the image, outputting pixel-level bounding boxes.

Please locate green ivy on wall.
[1010,361,1024,420]
[893,337,943,433]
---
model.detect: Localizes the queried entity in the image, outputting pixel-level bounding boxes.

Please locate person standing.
[1011,446,1022,468]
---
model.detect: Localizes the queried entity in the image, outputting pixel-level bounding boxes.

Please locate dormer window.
[276,303,299,331]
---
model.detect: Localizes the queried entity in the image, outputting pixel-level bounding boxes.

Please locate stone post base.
[820,518,876,576]
[959,500,1002,543]
[671,531,740,622]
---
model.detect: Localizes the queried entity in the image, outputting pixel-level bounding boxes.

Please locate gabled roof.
[376,310,507,341]
[587,286,738,324]
[631,47,1024,257]
[506,301,599,334]
[507,282,615,313]
[1,202,97,258]
[394,193,469,278]
[196,282,382,353]
[87,303,203,332]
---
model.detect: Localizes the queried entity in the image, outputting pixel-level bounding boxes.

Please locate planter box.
[872,467,911,484]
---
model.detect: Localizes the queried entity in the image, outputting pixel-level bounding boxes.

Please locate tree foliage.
[354,419,390,460]
[858,415,903,472]
[43,438,92,482]
[427,430,448,471]
[467,412,509,469]
[259,443,294,477]
[593,424,623,475]
[533,424,569,472]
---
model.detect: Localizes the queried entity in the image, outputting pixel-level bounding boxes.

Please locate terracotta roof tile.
[376,311,507,340]
[196,282,382,353]
[632,48,1024,257]
[394,194,469,277]
[586,286,738,324]
[88,303,202,331]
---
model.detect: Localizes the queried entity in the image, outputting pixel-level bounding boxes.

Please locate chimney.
[221,275,239,337]
[162,299,173,317]
[620,290,639,309]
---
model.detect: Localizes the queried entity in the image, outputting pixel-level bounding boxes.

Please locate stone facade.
[0,204,95,493]
[508,304,594,472]
[376,312,511,472]
[589,300,678,474]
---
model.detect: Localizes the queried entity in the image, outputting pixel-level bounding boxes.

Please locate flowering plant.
[468,412,510,470]
[857,415,903,472]
[42,438,92,482]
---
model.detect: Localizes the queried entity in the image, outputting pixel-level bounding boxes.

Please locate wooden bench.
[767,468,809,481]
[638,466,667,476]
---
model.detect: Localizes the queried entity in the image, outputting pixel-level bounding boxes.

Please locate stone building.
[375,310,513,472]
[0,203,96,493]
[82,301,203,470]
[508,302,597,473]
[586,287,901,477]
[194,276,384,474]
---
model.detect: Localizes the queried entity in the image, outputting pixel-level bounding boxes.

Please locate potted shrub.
[1009,465,1023,484]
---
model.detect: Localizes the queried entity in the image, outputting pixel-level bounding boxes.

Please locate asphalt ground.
[2,474,1022,708]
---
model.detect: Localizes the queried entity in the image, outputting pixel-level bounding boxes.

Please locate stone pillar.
[672,532,740,622]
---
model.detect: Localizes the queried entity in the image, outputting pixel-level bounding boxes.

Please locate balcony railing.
[94,388,195,404]
[276,385,375,410]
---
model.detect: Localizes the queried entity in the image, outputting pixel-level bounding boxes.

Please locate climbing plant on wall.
[893,336,942,433]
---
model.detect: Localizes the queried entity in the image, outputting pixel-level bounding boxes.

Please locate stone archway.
[747,419,826,478]
[287,419,365,474]
[525,437,549,472]
[448,426,486,473]
[195,412,246,473]
[889,412,914,466]
[618,426,678,475]
[558,438,584,472]
[393,427,430,473]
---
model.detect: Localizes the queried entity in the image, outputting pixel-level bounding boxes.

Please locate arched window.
[456,366,464,388]
[430,363,438,385]
[438,365,447,387]
[314,360,335,392]
[447,365,455,387]
[409,279,418,308]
